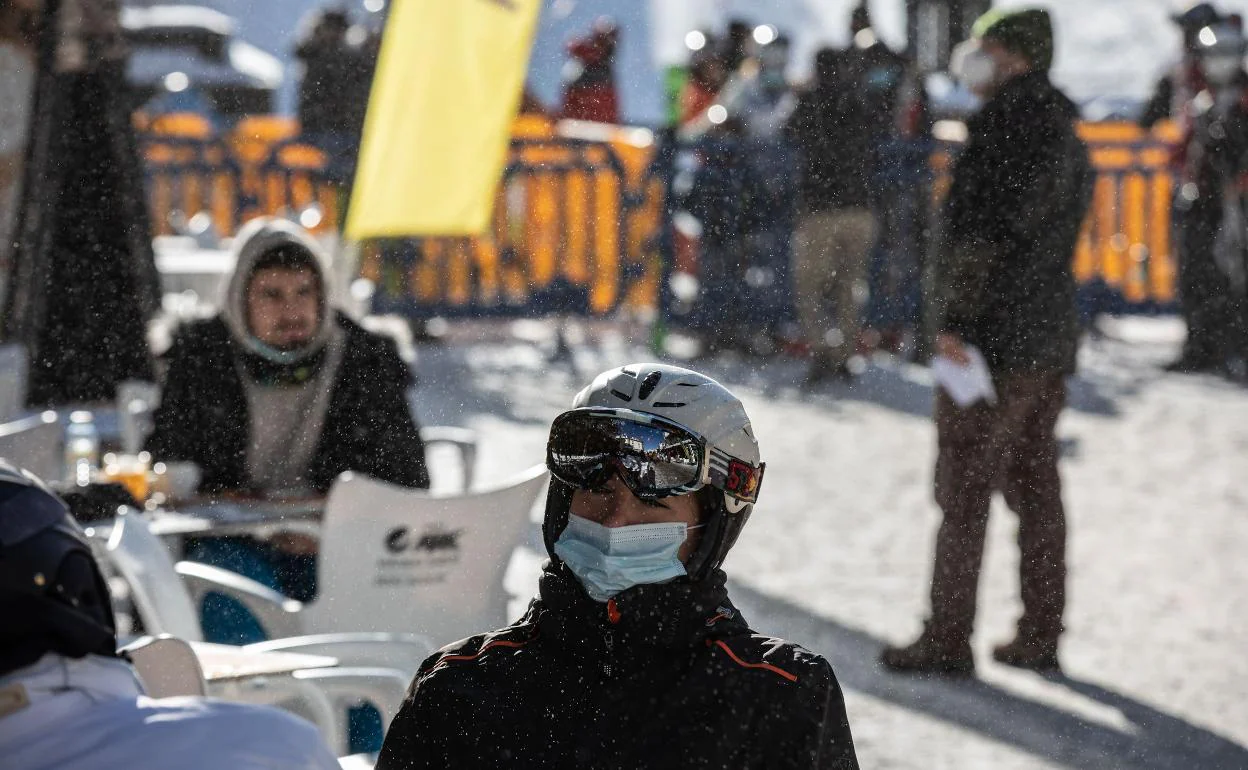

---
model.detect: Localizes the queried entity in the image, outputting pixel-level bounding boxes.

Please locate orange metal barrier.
[137,114,1182,315]
[1073,121,1182,306]
[360,117,665,317]
[138,114,337,237]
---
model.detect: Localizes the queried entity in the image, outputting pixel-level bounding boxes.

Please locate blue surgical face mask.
[553,514,702,602]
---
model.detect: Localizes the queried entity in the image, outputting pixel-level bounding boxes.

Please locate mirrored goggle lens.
[547,413,704,496]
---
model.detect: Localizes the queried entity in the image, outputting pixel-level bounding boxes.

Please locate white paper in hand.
[931,345,997,408]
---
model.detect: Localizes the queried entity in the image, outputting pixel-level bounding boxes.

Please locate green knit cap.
[973,8,1054,71]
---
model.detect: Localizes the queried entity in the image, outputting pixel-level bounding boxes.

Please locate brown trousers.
[792,208,878,366]
[929,374,1068,648]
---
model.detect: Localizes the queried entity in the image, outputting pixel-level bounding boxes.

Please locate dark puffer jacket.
[935,70,1095,375]
[145,313,428,494]
[377,566,858,769]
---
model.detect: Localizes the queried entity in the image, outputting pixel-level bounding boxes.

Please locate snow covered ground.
[412,315,1248,769]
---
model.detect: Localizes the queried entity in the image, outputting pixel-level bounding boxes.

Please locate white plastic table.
[189,641,337,682]
[146,497,325,543]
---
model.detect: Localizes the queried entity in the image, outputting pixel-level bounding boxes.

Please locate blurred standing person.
[0,0,39,311]
[882,9,1094,674]
[681,128,750,352]
[344,24,383,160]
[717,30,800,351]
[1188,21,1248,372]
[677,45,727,127]
[719,31,797,140]
[842,2,913,355]
[1150,9,1248,373]
[1138,2,1220,131]
[842,2,907,121]
[719,19,752,75]
[786,48,879,381]
[560,17,620,124]
[294,7,362,184]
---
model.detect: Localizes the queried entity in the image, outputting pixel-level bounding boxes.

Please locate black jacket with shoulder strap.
[377,566,859,769]
[935,70,1094,375]
[145,312,428,494]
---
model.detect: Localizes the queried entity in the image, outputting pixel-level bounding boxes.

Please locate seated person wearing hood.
[145,218,429,641]
[147,217,429,496]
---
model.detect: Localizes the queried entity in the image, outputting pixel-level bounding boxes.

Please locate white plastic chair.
[117,634,349,753]
[92,512,428,754]
[101,512,299,643]
[185,465,549,649]
[121,634,207,697]
[419,425,478,492]
[290,666,411,754]
[208,667,343,752]
[306,464,547,646]
[97,512,432,665]
[0,411,62,481]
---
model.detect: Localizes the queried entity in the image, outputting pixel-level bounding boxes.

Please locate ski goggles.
[546,408,764,503]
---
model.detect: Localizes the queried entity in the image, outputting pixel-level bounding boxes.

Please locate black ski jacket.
[935,70,1094,375]
[377,566,858,769]
[145,313,428,494]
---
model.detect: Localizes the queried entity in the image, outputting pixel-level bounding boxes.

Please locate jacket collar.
[535,564,744,656]
[976,69,1075,127]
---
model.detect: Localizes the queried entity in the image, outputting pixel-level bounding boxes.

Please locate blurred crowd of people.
[1141,2,1248,377]
[650,1,1248,384]
[663,5,930,382]
[293,6,382,185]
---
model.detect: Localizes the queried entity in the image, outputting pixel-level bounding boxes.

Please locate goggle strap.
[707,448,763,504]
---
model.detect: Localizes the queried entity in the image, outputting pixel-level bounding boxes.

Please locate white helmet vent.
[637,370,663,400]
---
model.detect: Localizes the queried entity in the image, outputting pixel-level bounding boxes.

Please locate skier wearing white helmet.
[379,363,859,769]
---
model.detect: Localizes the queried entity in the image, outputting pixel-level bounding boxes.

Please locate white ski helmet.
[542,363,764,581]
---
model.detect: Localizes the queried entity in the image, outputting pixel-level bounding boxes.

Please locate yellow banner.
[346,0,541,238]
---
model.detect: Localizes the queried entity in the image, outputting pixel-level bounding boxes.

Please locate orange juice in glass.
[103,452,151,503]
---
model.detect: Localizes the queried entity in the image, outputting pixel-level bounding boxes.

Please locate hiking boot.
[880,635,975,676]
[992,638,1061,672]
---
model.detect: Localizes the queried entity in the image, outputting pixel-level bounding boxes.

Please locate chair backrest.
[0,411,62,482]
[309,465,548,647]
[106,512,205,642]
[418,425,478,493]
[121,635,207,697]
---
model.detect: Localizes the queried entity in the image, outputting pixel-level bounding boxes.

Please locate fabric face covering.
[553,514,699,602]
[950,39,996,94]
